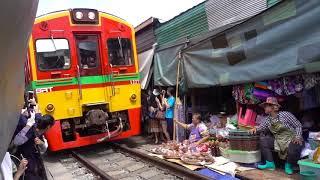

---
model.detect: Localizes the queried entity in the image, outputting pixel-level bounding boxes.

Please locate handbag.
[149,111,156,118]
[148,106,156,118]
[155,110,165,119]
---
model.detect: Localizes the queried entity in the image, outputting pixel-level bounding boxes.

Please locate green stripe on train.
[30,74,140,89]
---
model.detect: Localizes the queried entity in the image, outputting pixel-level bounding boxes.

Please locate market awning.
[154,0,320,88]
[138,45,156,89]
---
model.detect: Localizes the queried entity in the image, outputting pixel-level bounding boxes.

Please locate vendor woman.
[250,97,304,175]
[174,113,209,145]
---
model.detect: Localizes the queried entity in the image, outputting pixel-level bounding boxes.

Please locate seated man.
[250,97,304,175]
[13,104,54,180]
[175,113,209,145]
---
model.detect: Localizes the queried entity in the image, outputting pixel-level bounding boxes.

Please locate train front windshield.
[36,39,71,71]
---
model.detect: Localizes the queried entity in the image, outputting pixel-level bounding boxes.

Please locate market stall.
[145,72,320,179]
[148,1,320,178]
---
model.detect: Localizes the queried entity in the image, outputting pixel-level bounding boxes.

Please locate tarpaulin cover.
[154,0,320,88]
[154,44,185,86]
[138,45,155,89]
[0,0,38,163]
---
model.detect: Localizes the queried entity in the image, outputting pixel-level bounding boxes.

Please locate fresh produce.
[207,135,229,156]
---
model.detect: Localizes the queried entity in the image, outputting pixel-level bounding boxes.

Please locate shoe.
[258,161,276,170]
[285,162,293,175]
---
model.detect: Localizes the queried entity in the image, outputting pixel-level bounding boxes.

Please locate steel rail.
[71,151,115,180]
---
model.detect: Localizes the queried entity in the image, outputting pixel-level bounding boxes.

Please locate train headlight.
[71,9,99,24]
[130,94,137,102]
[46,104,55,113]
[75,11,83,19]
[88,12,95,20]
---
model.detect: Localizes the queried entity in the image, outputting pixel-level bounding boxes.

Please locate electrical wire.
[106,121,111,139]
[10,154,25,180]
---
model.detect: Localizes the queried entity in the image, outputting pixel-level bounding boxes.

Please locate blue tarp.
[197,168,240,180]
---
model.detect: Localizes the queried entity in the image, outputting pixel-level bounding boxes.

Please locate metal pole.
[174,52,182,141]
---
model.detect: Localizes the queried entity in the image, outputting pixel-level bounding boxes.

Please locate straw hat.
[260,97,281,107]
[217,112,227,118]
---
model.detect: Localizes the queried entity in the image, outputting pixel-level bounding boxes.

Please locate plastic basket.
[229,135,259,151]
[300,171,317,180]
[298,159,320,179]
[228,150,261,164]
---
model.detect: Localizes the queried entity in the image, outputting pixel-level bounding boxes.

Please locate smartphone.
[27,91,37,109]
[28,91,34,100]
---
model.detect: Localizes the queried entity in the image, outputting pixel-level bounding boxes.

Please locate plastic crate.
[298,159,320,179]
[227,150,261,164]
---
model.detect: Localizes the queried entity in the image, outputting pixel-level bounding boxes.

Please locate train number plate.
[130,80,140,84]
[36,87,53,94]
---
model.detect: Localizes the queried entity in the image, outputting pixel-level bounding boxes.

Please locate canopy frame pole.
[173,51,182,141]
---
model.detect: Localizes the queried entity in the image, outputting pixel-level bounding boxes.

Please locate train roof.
[35,9,133,28]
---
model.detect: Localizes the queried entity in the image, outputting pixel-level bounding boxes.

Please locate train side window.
[35,39,71,71]
[107,38,133,66]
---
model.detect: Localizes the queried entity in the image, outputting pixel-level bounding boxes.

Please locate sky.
[37,0,206,27]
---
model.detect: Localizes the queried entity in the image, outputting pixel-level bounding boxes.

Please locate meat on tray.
[163,150,182,159]
[150,147,169,155]
[150,141,215,165]
[181,152,215,165]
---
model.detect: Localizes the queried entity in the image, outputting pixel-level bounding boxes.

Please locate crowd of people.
[146,87,175,144]
[145,87,211,145]
[1,95,54,180]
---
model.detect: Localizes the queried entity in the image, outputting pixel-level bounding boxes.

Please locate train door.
[75,34,107,105]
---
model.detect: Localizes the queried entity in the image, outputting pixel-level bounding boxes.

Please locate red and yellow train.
[25,9,141,151]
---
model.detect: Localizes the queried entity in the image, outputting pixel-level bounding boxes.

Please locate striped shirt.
[257,111,302,139]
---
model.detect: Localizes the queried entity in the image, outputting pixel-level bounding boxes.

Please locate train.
[25,8,141,151]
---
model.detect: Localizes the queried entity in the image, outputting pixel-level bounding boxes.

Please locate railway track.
[54,143,211,180]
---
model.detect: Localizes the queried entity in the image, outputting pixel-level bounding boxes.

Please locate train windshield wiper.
[50,34,62,65]
[118,37,124,58]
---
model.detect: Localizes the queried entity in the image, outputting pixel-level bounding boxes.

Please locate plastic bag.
[312,147,320,163]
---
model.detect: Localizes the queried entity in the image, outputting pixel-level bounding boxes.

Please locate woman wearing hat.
[148,89,162,144]
[250,97,303,175]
